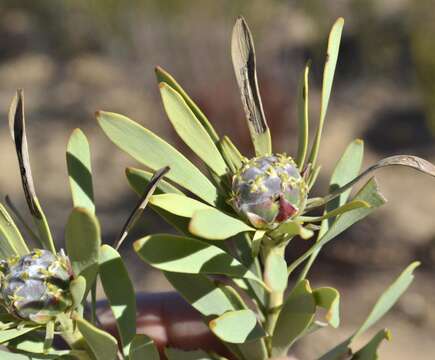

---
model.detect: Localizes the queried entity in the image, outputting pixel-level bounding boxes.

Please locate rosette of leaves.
[0,91,166,360]
[97,17,435,359]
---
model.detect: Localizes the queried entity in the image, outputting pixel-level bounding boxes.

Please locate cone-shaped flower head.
[231,154,308,229]
[0,249,74,324]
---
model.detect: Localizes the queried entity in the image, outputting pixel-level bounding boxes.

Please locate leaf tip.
[385,328,392,341]
[335,17,345,27]
[209,318,217,330]
[133,239,144,252]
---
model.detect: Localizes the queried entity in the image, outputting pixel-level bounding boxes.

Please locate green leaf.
[165,348,214,360]
[70,276,87,309]
[4,196,39,245]
[299,200,370,223]
[216,286,268,360]
[219,136,243,173]
[150,207,191,235]
[115,167,169,250]
[308,18,344,167]
[264,250,288,292]
[275,220,314,240]
[251,230,265,258]
[97,111,218,205]
[272,280,316,356]
[6,331,90,358]
[0,327,39,344]
[43,320,54,353]
[67,129,95,213]
[126,167,182,195]
[129,334,159,360]
[299,139,364,281]
[155,66,219,143]
[209,309,265,344]
[189,208,254,240]
[351,329,391,360]
[308,154,435,211]
[296,62,310,169]
[165,273,267,359]
[99,245,136,355]
[319,262,419,360]
[356,262,419,337]
[317,178,385,246]
[164,272,234,316]
[149,193,212,217]
[76,317,118,360]
[231,17,271,156]
[134,234,265,287]
[8,90,55,253]
[159,82,227,176]
[328,139,365,211]
[288,178,386,276]
[126,170,197,235]
[0,203,28,259]
[0,349,61,360]
[313,287,340,328]
[65,208,101,294]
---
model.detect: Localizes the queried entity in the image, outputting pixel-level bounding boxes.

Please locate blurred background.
[0,0,434,358]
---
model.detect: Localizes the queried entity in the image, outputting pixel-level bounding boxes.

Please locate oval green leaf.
[189,209,254,240]
[97,111,217,205]
[155,66,219,143]
[272,280,316,356]
[134,234,264,286]
[0,203,28,259]
[313,287,340,328]
[165,348,214,360]
[164,272,234,317]
[129,334,159,360]
[159,82,227,176]
[264,251,288,292]
[209,309,265,344]
[150,193,212,217]
[65,208,101,294]
[67,129,95,213]
[76,317,118,360]
[70,276,87,309]
[99,245,136,355]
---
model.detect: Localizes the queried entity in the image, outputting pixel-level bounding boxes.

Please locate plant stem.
[57,313,88,351]
[263,245,285,355]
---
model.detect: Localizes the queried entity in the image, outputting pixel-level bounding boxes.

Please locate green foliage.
[320,262,419,359]
[67,129,95,213]
[2,13,434,360]
[99,245,136,355]
[0,203,29,259]
[313,287,340,328]
[209,309,265,344]
[272,280,316,356]
[76,317,118,360]
[159,82,227,176]
[189,209,255,240]
[65,207,101,295]
[97,111,218,205]
[134,234,265,286]
[96,14,434,360]
[129,334,160,360]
